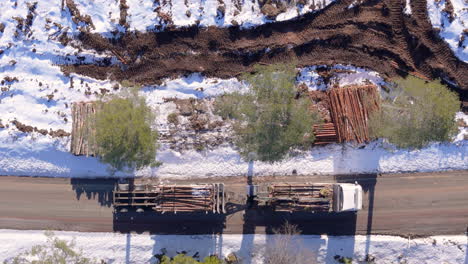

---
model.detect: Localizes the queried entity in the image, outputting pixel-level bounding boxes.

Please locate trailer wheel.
[136,207,145,213]
[119,207,129,213]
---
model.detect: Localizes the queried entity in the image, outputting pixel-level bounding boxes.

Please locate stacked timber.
[327,85,380,144]
[268,183,333,212]
[154,184,226,213]
[313,122,338,145]
[70,101,99,156]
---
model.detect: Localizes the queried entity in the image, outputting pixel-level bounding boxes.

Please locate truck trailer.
[247,183,363,213]
[114,183,226,214]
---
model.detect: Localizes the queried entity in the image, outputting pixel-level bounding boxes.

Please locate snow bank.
[0,229,466,264]
[427,0,468,62]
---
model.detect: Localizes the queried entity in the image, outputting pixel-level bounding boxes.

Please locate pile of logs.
[113,183,226,213]
[70,101,99,156]
[313,123,339,145]
[155,184,225,213]
[327,85,380,144]
[268,184,333,212]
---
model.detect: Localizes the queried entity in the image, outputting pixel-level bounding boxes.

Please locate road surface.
[0,171,467,236]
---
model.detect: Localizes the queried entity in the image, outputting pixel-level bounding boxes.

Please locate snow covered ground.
[0,229,467,264]
[0,61,467,177]
[0,0,466,178]
[427,0,468,62]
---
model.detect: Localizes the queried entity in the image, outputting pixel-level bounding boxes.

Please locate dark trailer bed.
[252,183,339,212]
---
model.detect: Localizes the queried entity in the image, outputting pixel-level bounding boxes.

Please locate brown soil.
[11,120,70,137]
[61,0,468,101]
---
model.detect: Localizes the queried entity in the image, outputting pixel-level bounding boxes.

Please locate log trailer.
[247,183,363,213]
[114,183,226,214]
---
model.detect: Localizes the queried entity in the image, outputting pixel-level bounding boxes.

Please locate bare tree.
[264,221,316,264]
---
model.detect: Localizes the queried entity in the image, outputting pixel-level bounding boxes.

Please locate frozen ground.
[0,229,467,264]
[427,0,468,62]
[0,0,466,178]
[0,62,467,177]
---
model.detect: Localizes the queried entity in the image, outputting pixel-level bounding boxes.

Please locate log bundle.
[313,123,339,145]
[71,101,98,156]
[327,85,380,144]
[113,184,226,214]
[155,184,225,213]
[267,183,333,212]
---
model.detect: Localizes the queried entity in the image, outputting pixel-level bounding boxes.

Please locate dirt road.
[0,170,467,236]
[64,0,468,99]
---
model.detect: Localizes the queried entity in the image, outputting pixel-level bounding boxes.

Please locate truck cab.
[334,183,363,212]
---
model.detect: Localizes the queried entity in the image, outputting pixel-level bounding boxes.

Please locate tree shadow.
[239,160,256,264]
[70,178,118,207]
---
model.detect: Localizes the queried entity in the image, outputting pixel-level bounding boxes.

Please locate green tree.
[215,63,322,162]
[369,76,460,149]
[95,90,158,171]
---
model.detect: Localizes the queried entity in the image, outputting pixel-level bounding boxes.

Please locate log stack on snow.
[70,101,99,156]
[313,84,380,145]
[327,84,380,144]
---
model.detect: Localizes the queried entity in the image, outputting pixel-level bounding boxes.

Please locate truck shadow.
[332,173,378,262]
[70,178,117,207]
[113,211,227,235]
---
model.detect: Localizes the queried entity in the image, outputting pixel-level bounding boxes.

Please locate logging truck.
[247,183,363,213]
[114,183,226,214]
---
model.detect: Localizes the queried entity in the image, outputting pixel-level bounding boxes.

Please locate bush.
[214,63,322,162]
[158,253,224,264]
[264,221,315,264]
[167,112,179,126]
[369,76,460,149]
[95,91,158,171]
[4,231,100,264]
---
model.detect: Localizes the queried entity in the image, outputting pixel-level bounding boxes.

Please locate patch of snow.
[404,0,412,15]
[454,112,468,142]
[73,0,120,33]
[296,65,387,91]
[143,140,467,178]
[427,0,468,62]
[0,229,467,264]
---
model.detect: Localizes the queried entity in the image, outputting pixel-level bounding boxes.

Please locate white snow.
[296,65,387,91]
[404,0,412,15]
[0,229,467,264]
[455,112,468,142]
[0,1,466,179]
[427,0,468,62]
[0,62,466,178]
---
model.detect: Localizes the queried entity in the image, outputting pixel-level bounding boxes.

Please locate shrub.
[158,253,224,264]
[215,63,322,162]
[264,221,315,264]
[95,92,158,171]
[369,76,460,149]
[4,231,99,264]
[167,112,179,126]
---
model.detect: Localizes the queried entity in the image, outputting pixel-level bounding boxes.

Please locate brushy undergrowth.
[369,76,460,149]
[214,63,322,162]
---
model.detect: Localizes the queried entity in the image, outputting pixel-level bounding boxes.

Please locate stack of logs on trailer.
[114,183,226,213]
[313,84,381,145]
[254,183,335,212]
